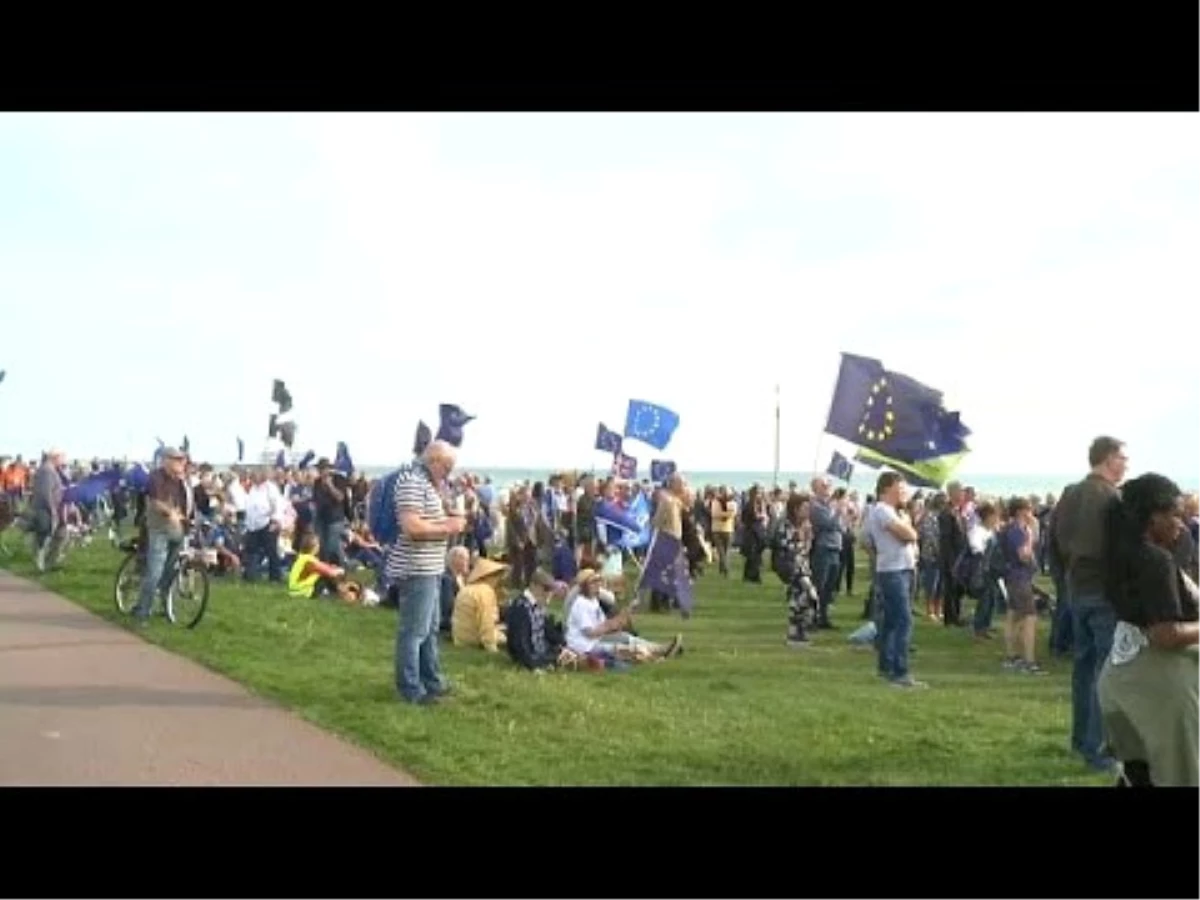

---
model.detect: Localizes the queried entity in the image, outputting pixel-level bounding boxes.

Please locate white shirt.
[562,585,615,631]
[244,481,283,532]
[566,594,608,654]
[225,479,248,514]
[865,502,917,572]
[967,523,993,555]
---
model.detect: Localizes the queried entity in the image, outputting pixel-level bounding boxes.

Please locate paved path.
[0,570,418,785]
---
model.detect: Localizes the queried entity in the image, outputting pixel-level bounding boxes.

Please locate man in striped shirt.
[386,440,467,705]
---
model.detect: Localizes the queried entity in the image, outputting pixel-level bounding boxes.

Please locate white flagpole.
[773,383,781,488]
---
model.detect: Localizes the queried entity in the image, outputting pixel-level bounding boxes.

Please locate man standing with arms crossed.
[386,440,467,706]
[1051,436,1127,772]
[864,471,924,688]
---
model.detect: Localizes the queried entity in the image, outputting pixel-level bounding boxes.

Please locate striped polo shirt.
[384,462,448,580]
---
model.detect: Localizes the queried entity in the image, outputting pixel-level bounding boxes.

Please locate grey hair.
[446,546,469,567]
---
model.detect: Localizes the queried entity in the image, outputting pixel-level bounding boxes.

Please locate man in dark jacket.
[1051,435,1126,773]
[505,569,567,671]
[937,481,968,627]
[31,449,66,572]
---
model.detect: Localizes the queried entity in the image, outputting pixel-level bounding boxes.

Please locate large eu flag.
[623,400,680,451]
[824,353,969,463]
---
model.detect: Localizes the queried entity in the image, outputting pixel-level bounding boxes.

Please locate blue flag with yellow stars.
[824,353,970,464]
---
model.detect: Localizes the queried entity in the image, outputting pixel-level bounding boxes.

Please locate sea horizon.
[349,465,1199,498]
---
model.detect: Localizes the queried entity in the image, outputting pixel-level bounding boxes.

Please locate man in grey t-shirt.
[864,471,924,689]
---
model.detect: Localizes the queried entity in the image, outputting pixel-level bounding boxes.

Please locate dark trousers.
[839,542,855,594]
[242,526,282,582]
[941,561,964,625]
[811,547,841,626]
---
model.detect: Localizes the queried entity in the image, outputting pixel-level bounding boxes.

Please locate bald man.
[384,440,467,705]
[809,476,844,629]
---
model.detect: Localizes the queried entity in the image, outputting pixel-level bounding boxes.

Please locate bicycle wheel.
[114,552,142,613]
[166,557,209,628]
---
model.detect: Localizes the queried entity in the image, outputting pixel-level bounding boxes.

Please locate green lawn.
[1,537,1108,786]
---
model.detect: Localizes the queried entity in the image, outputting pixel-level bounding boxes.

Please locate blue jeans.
[972,581,998,634]
[317,519,347,567]
[135,531,180,618]
[1048,571,1073,656]
[876,569,914,681]
[811,547,841,624]
[394,574,446,702]
[917,560,940,603]
[1071,599,1116,761]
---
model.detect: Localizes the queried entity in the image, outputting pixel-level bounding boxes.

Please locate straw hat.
[467,557,509,585]
[574,568,601,587]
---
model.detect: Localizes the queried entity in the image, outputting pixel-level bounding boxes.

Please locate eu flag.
[636,532,693,614]
[413,421,432,456]
[826,451,854,482]
[824,353,969,463]
[297,450,316,470]
[334,441,354,476]
[595,423,623,454]
[623,400,680,451]
[650,460,677,483]
[436,404,474,448]
[275,449,287,468]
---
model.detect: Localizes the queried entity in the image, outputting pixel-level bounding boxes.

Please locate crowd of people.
[2,432,1197,785]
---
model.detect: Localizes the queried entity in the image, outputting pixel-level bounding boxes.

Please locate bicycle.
[113,529,210,628]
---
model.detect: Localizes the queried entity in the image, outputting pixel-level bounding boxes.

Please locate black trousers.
[839,542,856,594]
[941,562,964,625]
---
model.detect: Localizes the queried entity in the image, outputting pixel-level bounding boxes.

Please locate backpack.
[771,527,797,583]
[367,469,403,546]
[984,530,1010,582]
[952,548,986,599]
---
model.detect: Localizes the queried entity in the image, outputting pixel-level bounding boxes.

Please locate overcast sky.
[1,113,1195,480]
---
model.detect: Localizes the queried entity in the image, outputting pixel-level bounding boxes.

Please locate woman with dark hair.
[1098,473,1198,787]
[775,492,819,646]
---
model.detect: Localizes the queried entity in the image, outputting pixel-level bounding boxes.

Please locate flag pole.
[772,383,781,488]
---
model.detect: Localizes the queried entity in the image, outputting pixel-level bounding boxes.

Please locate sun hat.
[574,568,602,587]
[467,557,509,585]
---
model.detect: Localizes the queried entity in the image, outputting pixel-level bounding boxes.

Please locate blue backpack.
[368,469,404,546]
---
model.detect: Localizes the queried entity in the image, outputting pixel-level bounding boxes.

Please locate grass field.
[1,537,1109,786]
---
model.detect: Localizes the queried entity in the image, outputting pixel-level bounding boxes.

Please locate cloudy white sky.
[0,113,1196,481]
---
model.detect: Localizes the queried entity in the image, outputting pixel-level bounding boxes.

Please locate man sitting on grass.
[506,569,573,672]
[566,569,683,663]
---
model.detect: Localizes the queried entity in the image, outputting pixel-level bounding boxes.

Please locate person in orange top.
[3,457,29,504]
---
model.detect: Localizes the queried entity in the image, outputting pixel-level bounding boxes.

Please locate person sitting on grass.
[565,569,683,664]
[439,545,471,633]
[562,568,621,625]
[287,531,365,604]
[451,557,510,653]
[506,568,573,672]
